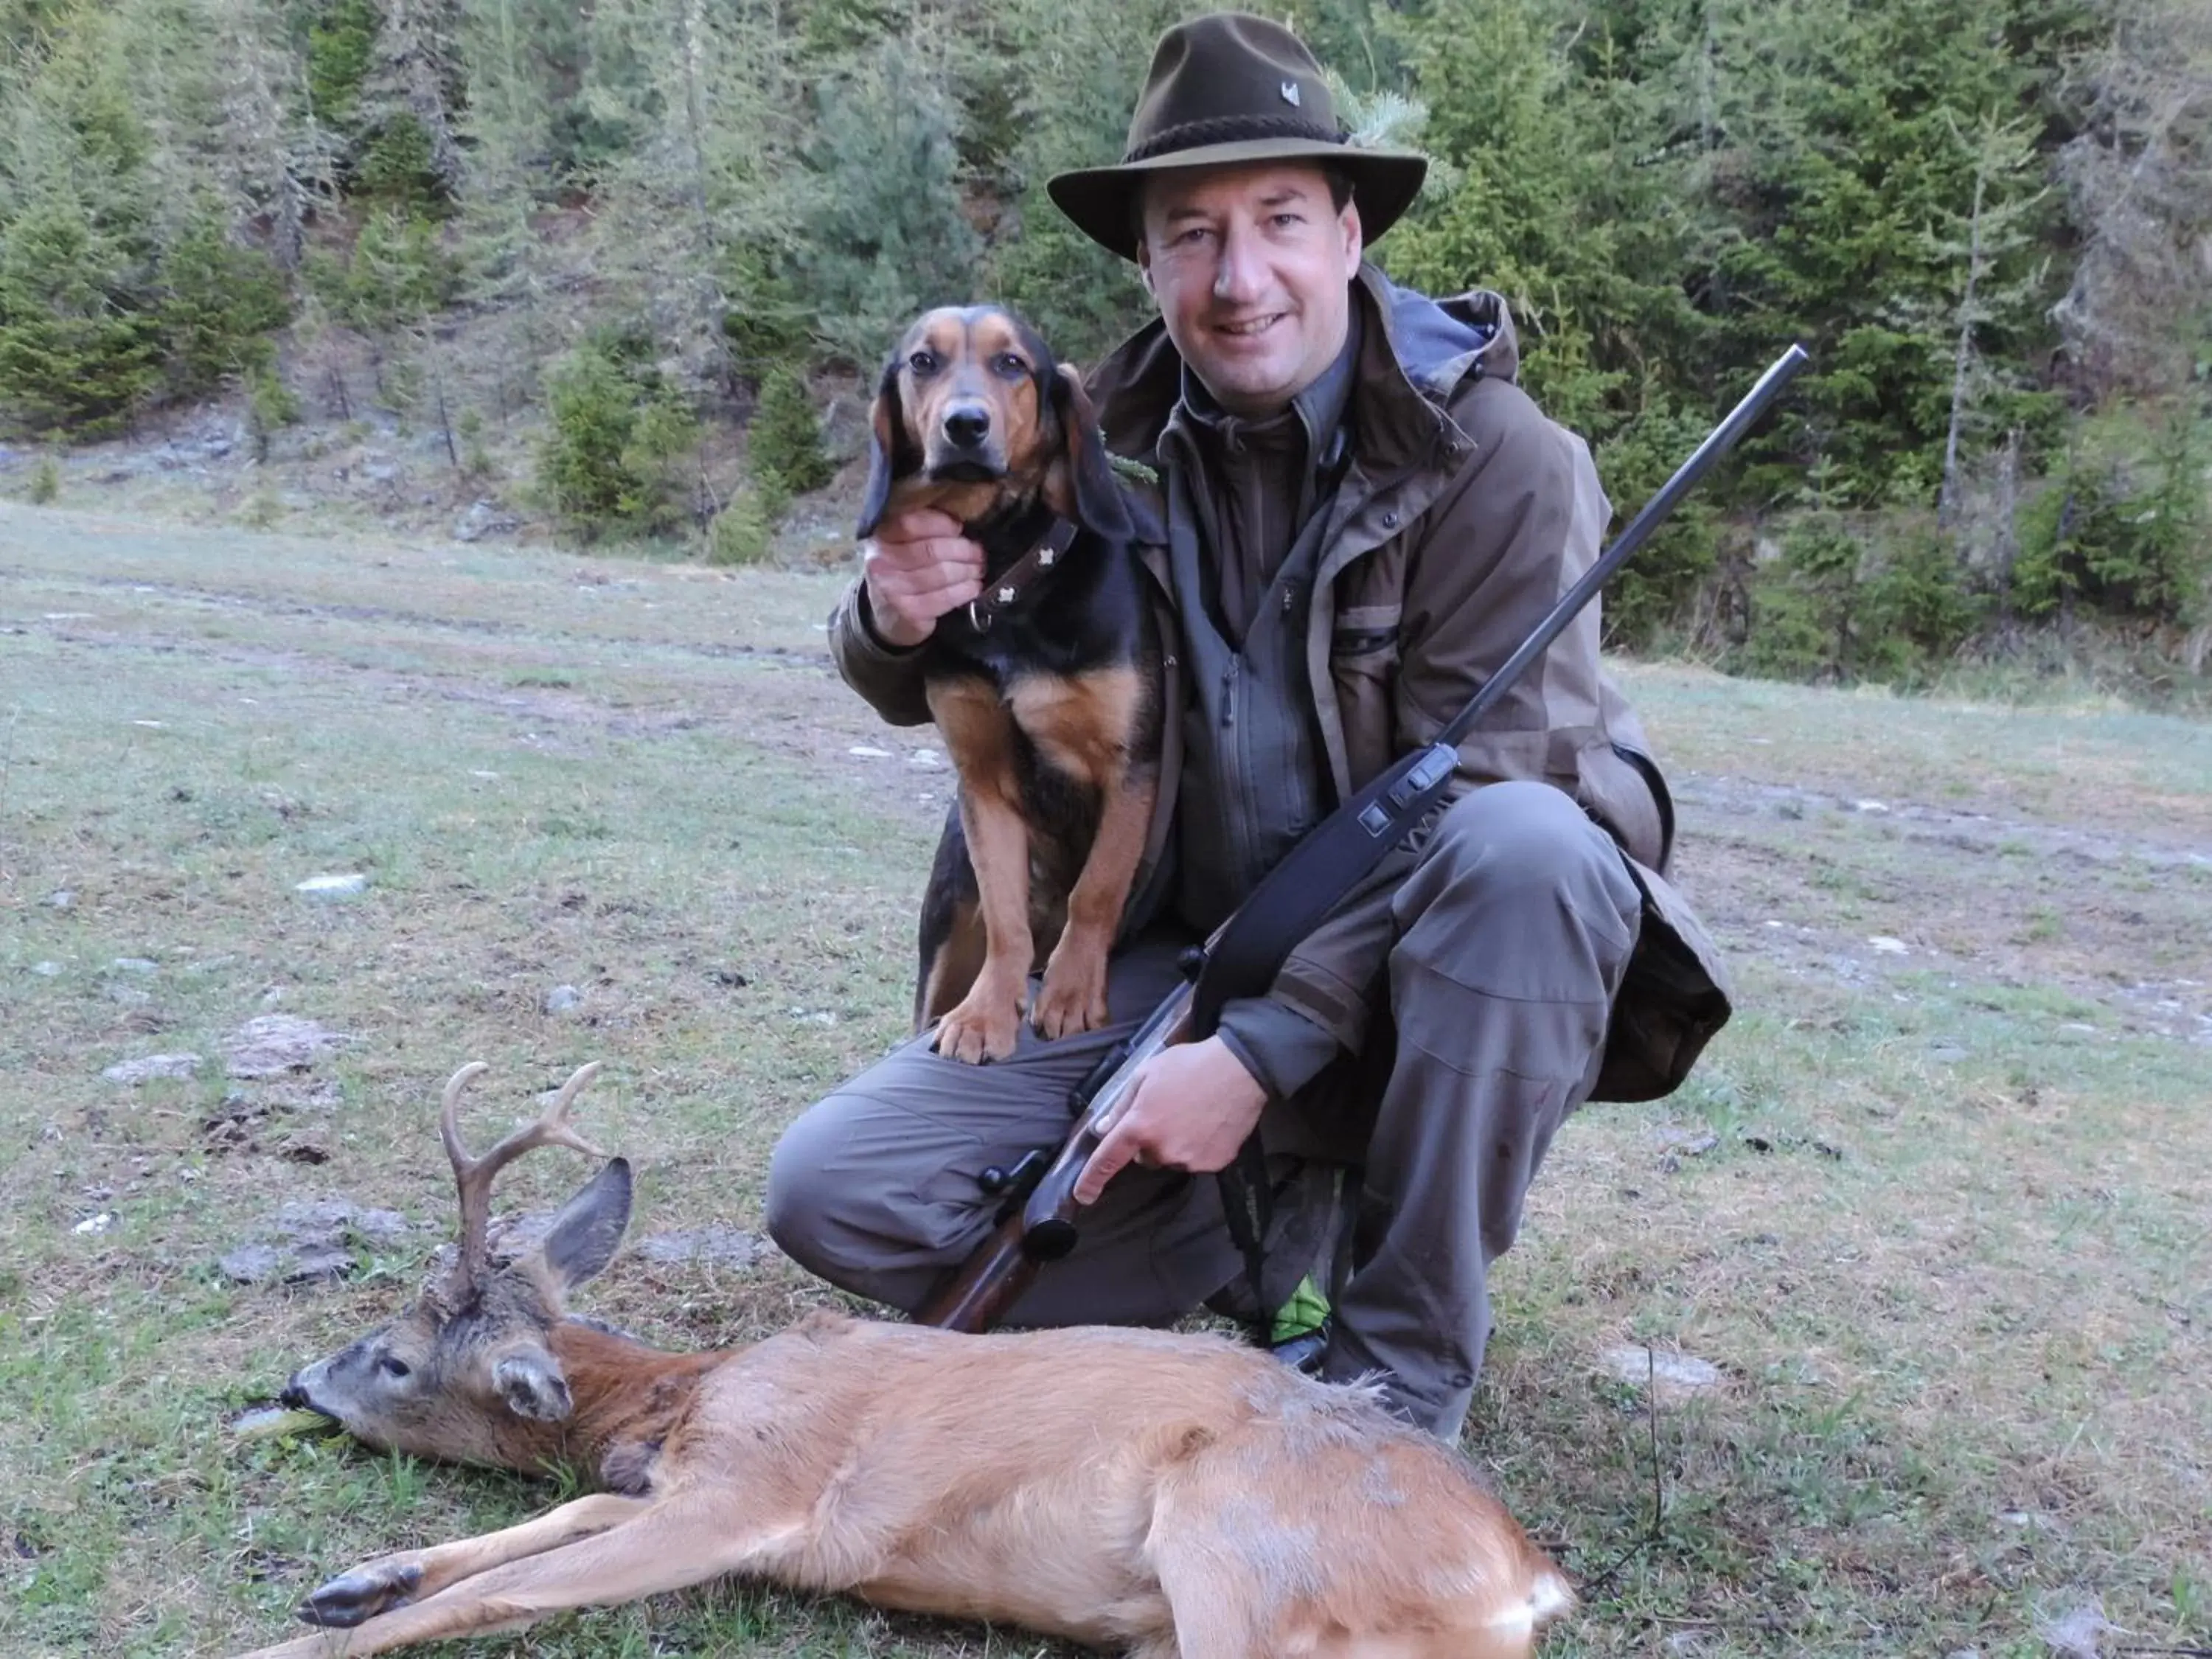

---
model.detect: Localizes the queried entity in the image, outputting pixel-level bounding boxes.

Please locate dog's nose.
[942,404,991,448]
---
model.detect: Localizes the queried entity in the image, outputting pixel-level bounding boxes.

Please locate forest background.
[1,0,2208,695]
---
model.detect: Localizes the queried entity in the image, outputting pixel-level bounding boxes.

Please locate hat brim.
[1047,141,1429,262]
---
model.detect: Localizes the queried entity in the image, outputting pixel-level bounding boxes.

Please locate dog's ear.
[856,351,914,539]
[1049,362,1134,543]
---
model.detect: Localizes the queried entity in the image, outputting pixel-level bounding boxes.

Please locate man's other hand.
[1073,1036,1267,1205]
[862,509,984,648]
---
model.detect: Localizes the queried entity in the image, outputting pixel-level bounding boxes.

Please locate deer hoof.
[298,1561,423,1627]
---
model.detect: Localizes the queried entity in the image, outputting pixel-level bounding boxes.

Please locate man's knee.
[1391,780,1641,1003]
[1401,782,1638,925]
[762,1099,859,1277]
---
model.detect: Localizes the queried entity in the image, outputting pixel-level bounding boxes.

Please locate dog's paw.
[934,984,1023,1063]
[1033,949,1110,1041]
[297,1559,423,1627]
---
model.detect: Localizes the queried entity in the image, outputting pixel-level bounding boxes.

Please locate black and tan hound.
[858,306,1162,1064]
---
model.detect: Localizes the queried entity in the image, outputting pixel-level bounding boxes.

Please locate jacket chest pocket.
[1329,602,1402,779]
[1330,603,1402,665]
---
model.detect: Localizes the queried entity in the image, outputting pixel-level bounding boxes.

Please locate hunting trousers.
[764,779,1644,1439]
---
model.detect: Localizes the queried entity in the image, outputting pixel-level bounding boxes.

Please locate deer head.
[279,1062,633,1469]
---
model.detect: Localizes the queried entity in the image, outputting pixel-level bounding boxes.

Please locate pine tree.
[795,32,983,367]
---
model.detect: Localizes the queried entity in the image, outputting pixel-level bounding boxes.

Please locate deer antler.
[439,1062,610,1287]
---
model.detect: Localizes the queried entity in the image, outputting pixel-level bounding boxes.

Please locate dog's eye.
[992,352,1028,378]
[907,349,939,375]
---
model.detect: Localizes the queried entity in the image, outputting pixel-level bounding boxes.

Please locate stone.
[103,1053,204,1085]
[1601,1344,1726,1399]
[223,1015,355,1079]
[295,872,369,897]
[544,984,584,1015]
[633,1228,763,1271]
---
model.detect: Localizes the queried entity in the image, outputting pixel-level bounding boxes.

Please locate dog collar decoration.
[966,515,1081,631]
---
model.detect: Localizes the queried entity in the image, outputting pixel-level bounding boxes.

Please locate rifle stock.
[917,984,1192,1332]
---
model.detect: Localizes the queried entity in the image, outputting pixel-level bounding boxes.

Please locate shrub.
[535,330,700,542]
[27,456,60,504]
[706,485,779,566]
[748,367,835,498]
[161,220,291,397]
[248,367,301,461]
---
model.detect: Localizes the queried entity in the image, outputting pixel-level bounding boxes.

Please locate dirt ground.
[1,501,2206,1658]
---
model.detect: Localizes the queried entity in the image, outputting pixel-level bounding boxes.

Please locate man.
[766,13,1731,1439]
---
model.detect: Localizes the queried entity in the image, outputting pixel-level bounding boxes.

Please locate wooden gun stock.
[917,984,1192,1332]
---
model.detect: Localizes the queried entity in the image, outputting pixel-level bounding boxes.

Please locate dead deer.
[235,1060,1573,1659]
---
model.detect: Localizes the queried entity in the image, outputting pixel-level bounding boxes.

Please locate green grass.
[2,502,2208,1657]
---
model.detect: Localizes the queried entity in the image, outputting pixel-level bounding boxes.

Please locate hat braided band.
[1122,112,1350,164]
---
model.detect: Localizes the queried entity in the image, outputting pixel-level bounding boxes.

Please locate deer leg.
[232,1498,801,1659]
[296,1492,653,1627]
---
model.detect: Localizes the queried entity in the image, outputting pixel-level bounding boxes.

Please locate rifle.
[917,345,1811,1335]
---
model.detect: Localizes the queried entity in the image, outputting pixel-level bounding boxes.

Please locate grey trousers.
[765,780,1644,1438]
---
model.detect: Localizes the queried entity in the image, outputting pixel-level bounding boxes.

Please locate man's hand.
[862,509,984,648]
[1072,1036,1267,1205]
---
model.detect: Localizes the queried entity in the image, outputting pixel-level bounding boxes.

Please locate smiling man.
[769,13,1732,1440]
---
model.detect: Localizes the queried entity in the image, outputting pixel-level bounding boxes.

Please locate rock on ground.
[222,1015,357,1079]
[103,1053,204,1085]
[1601,1344,1728,1399]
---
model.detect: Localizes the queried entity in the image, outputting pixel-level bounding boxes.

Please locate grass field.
[2,501,2207,1658]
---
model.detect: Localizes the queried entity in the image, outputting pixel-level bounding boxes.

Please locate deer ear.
[538,1157,632,1292]
[493,1349,573,1422]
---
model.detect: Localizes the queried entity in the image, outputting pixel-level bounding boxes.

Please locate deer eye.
[378,1355,413,1380]
[907,349,939,376]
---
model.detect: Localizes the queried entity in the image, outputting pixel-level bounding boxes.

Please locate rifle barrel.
[1436,344,1809,753]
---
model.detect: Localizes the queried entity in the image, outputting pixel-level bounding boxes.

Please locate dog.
[857,305,1163,1064]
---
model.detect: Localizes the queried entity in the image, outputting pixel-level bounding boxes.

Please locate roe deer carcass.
[236,1060,1573,1659]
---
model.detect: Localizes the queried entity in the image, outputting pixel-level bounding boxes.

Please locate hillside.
[1,0,2207,694]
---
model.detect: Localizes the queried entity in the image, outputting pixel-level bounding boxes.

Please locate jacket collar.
[1091,263,1519,477]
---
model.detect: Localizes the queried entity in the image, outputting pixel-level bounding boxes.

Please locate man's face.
[1136,161,1363,419]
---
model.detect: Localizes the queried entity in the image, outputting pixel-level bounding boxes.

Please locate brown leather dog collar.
[966,515,1080,631]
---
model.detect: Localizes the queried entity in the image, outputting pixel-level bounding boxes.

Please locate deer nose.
[280,1376,312,1411]
[942,403,990,448]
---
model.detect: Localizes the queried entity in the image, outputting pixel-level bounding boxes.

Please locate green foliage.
[795,40,983,366]
[309,209,457,335]
[2014,409,2212,624]
[747,366,834,498]
[159,220,292,397]
[356,115,451,214]
[985,0,1185,364]
[1739,502,1982,684]
[26,453,60,503]
[535,328,700,541]
[247,366,301,461]
[706,483,778,565]
[1593,399,1725,649]
[306,0,379,129]
[0,196,163,436]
